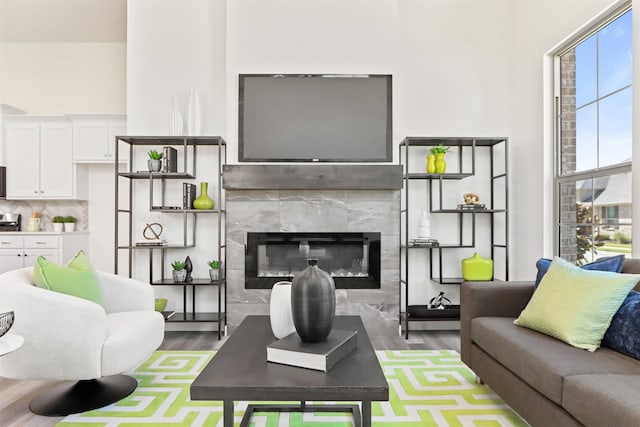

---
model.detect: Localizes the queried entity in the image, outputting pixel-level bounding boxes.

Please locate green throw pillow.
[514,257,639,352]
[33,251,105,308]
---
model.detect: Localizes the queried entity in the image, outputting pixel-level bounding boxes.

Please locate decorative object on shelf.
[52,216,65,232]
[426,154,436,173]
[184,256,193,282]
[409,238,439,247]
[169,98,183,136]
[462,252,493,281]
[291,258,336,343]
[430,144,449,174]
[417,210,431,238]
[63,216,76,232]
[171,261,187,282]
[463,192,480,205]
[208,260,221,281]
[457,203,487,210]
[154,298,168,312]
[26,212,41,232]
[187,89,202,136]
[428,291,451,309]
[183,183,196,209]
[147,150,163,172]
[269,281,296,339]
[162,147,178,173]
[142,222,164,241]
[0,311,15,337]
[193,181,215,210]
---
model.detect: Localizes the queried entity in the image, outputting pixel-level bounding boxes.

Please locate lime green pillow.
[514,257,639,351]
[33,251,105,308]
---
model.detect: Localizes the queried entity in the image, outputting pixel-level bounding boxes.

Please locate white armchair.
[0,268,165,416]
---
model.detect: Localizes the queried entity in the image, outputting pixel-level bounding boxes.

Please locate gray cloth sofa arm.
[460,281,535,366]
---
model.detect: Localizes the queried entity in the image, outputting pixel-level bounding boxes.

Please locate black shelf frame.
[114,136,228,339]
[398,137,509,338]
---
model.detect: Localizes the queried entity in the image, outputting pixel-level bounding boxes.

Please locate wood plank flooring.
[0,328,460,427]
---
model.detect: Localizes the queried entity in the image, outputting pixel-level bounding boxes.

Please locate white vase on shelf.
[187,89,202,136]
[169,98,183,136]
[417,210,431,238]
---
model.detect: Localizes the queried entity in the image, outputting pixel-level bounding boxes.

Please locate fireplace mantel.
[223,164,402,190]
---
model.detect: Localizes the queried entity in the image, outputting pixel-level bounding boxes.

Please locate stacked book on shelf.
[136,239,168,247]
[457,204,487,210]
[183,183,196,209]
[266,330,358,372]
[409,238,439,247]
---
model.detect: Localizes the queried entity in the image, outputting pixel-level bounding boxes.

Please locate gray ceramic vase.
[291,258,336,343]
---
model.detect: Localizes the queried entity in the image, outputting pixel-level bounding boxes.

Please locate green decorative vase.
[434,153,447,173]
[426,155,436,173]
[462,253,493,281]
[193,181,215,210]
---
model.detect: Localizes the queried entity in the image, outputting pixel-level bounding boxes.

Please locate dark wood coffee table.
[190,315,388,427]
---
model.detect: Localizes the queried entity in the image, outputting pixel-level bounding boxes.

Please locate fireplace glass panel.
[245,232,380,289]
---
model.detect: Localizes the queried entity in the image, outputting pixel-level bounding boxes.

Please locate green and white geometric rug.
[56,350,527,426]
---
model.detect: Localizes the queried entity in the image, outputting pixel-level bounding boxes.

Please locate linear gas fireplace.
[245,232,381,289]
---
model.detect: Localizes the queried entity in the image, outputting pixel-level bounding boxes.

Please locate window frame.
[553,3,633,261]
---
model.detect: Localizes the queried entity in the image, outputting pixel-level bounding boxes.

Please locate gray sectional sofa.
[461,258,640,427]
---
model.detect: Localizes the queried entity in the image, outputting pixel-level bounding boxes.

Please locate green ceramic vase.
[462,252,493,281]
[426,155,436,173]
[434,153,447,173]
[193,181,215,210]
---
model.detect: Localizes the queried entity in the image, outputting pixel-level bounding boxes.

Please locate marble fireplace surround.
[224,164,402,335]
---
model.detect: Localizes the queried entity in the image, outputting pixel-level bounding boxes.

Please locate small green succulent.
[430,144,450,155]
[148,150,163,160]
[171,261,186,271]
[207,260,220,269]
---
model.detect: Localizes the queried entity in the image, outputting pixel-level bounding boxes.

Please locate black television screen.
[238,74,392,162]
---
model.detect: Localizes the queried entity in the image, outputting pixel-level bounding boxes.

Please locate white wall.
[0,42,126,114]
[509,0,619,279]
[126,0,624,306]
[127,0,227,135]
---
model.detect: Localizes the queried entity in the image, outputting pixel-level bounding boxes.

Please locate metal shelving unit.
[114,136,227,339]
[398,137,509,338]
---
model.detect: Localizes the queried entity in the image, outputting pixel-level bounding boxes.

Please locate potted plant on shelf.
[52,216,65,232]
[171,261,187,282]
[208,260,221,281]
[147,150,163,172]
[63,216,77,232]
[429,144,449,174]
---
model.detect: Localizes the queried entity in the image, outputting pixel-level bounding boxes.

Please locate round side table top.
[0,334,24,357]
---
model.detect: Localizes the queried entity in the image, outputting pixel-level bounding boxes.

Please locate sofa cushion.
[33,255,105,307]
[602,290,640,360]
[563,375,640,427]
[515,257,638,351]
[471,317,640,405]
[535,254,626,287]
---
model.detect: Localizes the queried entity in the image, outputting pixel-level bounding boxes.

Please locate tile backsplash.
[0,200,88,232]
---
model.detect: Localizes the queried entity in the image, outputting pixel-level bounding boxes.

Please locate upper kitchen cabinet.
[69,115,128,163]
[4,116,87,200]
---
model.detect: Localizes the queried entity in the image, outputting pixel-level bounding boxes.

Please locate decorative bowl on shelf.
[0,311,15,338]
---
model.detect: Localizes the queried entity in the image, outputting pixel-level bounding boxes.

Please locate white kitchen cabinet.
[4,117,86,200]
[71,115,127,163]
[0,233,89,275]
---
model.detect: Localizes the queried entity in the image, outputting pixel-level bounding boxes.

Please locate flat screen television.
[238,74,392,162]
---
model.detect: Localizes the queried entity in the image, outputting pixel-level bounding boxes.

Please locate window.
[556,7,632,264]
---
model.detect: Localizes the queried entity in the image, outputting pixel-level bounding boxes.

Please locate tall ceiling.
[0,0,126,42]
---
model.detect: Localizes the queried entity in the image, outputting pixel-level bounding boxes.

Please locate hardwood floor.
[0,328,460,427]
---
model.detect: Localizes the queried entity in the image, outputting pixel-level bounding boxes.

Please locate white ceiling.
[0,0,126,42]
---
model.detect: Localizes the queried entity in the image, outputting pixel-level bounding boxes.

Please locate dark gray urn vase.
[291,258,336,343]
